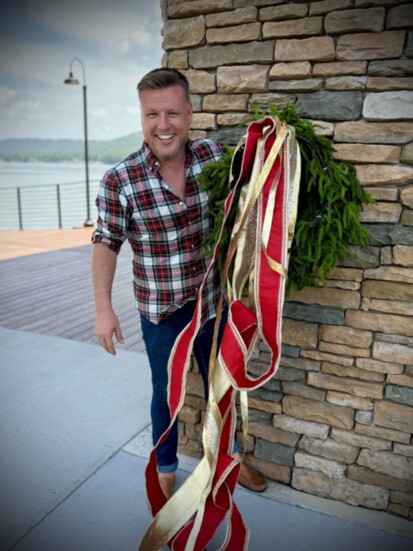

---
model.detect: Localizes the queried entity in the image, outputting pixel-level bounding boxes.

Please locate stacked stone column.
[161,0,413,519]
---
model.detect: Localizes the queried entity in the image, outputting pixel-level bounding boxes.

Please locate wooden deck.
[0,228,96,260]
[0,231,145,353]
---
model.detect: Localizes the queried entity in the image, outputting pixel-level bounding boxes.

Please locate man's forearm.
[91,243,118,311]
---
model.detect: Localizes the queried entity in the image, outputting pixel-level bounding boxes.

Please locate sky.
[0,0,164,142]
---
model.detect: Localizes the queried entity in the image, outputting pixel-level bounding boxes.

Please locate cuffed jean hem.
[157,460,179,474]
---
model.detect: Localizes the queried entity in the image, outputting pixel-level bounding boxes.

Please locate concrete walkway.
[1,326,413,551]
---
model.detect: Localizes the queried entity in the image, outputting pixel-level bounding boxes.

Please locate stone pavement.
[1,326,412,551]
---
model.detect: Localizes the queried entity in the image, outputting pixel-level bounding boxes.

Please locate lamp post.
[64,57,93,227]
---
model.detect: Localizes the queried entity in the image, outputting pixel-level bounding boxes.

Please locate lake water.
[0,161,112,230]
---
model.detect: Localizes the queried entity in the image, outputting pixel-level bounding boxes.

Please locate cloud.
[0,85,41,121]
[125,106,139,116]
[130,28,157,48]
[116,39,131,56]
[0,85,16,104]
[0,0,163,139]
[114,29,158,55]
[22,0,163,59]
[89,107,107,119]
[0,97,44,140]
[5,100,42,121]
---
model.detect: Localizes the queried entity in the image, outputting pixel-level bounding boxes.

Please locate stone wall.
[160,0,413,519]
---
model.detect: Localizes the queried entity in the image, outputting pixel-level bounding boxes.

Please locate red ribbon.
[140,116,293,550]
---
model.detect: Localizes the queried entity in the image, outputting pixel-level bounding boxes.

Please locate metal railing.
[0,180,101,230]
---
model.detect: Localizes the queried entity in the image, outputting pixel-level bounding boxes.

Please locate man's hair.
[137,68,190,101]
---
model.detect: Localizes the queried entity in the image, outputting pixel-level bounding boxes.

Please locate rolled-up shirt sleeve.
[91,168,128,254]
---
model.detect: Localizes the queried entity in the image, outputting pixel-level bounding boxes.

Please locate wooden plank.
[0,228,94,260]
[0,240,143,350]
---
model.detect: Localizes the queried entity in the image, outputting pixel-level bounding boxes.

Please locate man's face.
[140,85,192,163]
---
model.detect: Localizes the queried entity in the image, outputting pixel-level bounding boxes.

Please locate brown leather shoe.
[238,462,268,493]
[158,473,175,500]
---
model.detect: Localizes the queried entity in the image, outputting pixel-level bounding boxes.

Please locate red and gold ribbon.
[139,116,301,551]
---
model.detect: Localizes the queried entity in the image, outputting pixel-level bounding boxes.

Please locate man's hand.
[95,307,124,355]
[92,243,123,355]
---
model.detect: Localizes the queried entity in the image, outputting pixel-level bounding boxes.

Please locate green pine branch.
[198,103,375,294]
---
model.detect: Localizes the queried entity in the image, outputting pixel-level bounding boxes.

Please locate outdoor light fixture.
[64,57,93,227]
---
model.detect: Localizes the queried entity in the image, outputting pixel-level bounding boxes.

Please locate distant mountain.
[0,132,144,164]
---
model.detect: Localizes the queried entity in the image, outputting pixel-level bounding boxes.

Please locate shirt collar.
[143,142,159,172]
[143,140,194,173]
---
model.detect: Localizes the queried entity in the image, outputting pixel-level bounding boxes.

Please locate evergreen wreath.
[198,103,375,295]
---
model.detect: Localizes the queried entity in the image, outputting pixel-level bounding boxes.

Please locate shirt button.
[191,244,195,249]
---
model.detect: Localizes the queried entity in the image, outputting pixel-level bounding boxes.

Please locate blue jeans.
[140,300,236,473]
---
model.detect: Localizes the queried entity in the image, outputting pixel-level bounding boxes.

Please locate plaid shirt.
[92,139,224,324]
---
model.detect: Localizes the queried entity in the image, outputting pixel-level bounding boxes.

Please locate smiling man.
[91,68,267,500]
